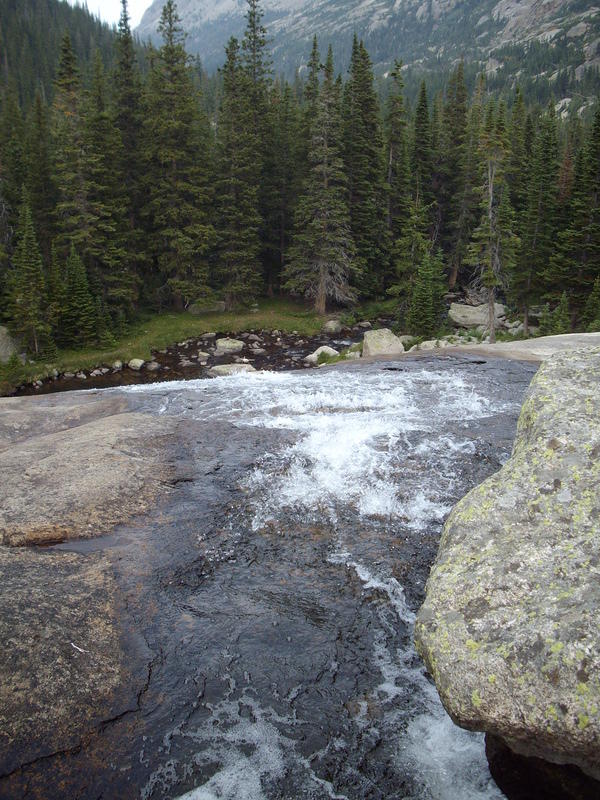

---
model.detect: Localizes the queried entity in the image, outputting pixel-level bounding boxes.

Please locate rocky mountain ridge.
[137,0,600,84]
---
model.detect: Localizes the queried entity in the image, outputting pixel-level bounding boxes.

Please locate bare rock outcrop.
[0,394,175,546]
[415,348,600,781]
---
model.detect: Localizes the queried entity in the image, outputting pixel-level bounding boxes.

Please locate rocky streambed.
[0,354,544,799]
[13,323,373,397]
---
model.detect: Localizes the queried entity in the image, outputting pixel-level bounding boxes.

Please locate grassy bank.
[0,299,324,396]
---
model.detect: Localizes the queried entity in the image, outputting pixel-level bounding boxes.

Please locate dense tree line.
[1,0,599,358]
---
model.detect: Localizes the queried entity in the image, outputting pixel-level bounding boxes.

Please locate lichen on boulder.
[415,348,600,780]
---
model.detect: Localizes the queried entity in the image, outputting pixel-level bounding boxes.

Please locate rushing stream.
[14,355,537,799]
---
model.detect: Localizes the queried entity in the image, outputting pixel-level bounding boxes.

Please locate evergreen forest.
[1,0,600,362]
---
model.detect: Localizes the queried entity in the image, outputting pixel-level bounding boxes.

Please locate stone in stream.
[0,325,19,364]
[208,364,256,377]
[112,360,123,371]
[128,358,145,371]
[304,345,339,365]
[415,348,600,786]
[146,361,160,372]
[448,302,506,329]
[215,337,244,355]
[362,328,405,358]
[323,319,343,334]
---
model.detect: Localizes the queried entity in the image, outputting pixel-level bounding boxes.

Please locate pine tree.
[62,244,96,347]
[388,195,431,305]
[143,0,215,309]
[6,188,50,355]
[548,107,600,320]
[24,91,56,259]
[284,47,357,314]
[405,248,446,338]
[261,81,300,294]
[214,37,262,307]
[342,38,387,295]
[51,33,90,255]
[466,102,519,343]
[113,0,144,271]
[412,81,433,206]
[447,74,485,289]
[439,60,468,264]
[83,54,134,315]
[510,105,559,334]
[582,277,600,330]
[384,61,410,246]
[507,86,528,217]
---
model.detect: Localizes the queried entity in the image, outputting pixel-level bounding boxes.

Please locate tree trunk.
[488,287,496,344]
[523,306,529,337]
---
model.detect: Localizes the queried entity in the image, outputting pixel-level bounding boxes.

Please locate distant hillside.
[0,0,118,105]
[138,0,600,104]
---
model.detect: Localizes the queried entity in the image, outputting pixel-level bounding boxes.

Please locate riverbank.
[0,299,327,396]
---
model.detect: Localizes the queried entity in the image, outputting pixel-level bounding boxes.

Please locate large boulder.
[215,337,244,355]
[415,348,600,781]
[0,326,18,364]
[448,302,506,328]
[362,328,405,358]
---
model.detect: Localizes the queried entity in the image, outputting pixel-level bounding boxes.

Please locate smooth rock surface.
[448,302,506,328]
[415,348,600,780]
[128,358,145,370]
[208,364,256,377]
[362,328,405,357]
[0,395,175,546]
[215,337,244,355]
[0,325,18,364]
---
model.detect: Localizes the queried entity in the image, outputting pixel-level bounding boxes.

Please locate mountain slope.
[0,0,117,105]
[137,0,600,84]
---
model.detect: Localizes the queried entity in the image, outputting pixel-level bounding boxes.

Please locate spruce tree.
[62,244,96,347]
[143,0,215,309]
[284,47,357,314]
[83,54,133,317]
[113,0,144,272]
[466,102,519,343]
[214,37,262,307]
[384,61,410,245]
[24,91,56,259]
[388,195,431,305]
[510,106,559,334]
[51,33,90,255]
[439,61,468,263]
[7,189,50,355]
[262,81,300,294]
[412,81,433,206]
[342,38,387,295]
[405,248,446,338]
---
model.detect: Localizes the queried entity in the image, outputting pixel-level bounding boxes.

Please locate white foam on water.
[344,557,505,800]
[174,694,347,800]
[126,364,515,799]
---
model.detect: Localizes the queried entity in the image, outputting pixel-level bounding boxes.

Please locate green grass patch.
[0,298,322,396]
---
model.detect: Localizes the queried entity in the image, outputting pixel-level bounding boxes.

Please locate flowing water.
[9,355,537,799]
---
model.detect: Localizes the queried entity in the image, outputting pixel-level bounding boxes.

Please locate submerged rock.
[362,328,405,357]
[415,348,600,781]
[208,364,256,377]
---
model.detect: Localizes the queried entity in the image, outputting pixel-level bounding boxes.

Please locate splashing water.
[125,360,522,800]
